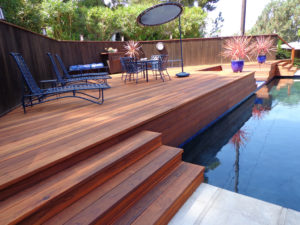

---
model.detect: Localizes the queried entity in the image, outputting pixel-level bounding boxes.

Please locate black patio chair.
[120,57,133,80]
[151,54,171,81]
[55,53,109,79]
[10,52,110,113]
[47,53,111,86]
[150,54,161,70]
[123,60,144,84]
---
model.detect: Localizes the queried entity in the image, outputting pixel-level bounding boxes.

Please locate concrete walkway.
[169,183,300,225]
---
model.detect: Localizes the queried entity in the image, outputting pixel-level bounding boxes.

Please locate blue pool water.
[183,79,300,211]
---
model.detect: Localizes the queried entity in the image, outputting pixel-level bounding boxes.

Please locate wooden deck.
[197,60,287,82]
[0,66,257,224]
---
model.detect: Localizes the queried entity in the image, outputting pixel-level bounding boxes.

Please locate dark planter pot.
[231,60,244,72]
[257,55,267,64]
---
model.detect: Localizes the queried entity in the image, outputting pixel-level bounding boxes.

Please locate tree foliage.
[0,0,207,41]
[0,0,43,33]
[172,0,219,11]
[209,12,224,37]
[250,0,300,42]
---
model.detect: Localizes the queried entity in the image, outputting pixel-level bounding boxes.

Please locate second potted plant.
[250,36,276,64]
[222,36,252,72]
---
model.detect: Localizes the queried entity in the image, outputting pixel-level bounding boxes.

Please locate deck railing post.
[291,48,295,65]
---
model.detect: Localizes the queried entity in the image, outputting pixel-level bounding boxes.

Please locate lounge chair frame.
[10,52,109,113]
[55,54,109,78]
[47,53,111,86]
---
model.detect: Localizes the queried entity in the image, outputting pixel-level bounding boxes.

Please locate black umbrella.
[137,2,190,77]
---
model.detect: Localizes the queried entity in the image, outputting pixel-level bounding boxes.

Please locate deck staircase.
[276,60,298,76]
[0,130,204,225]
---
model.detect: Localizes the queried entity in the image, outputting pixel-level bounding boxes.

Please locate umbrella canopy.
[137,2,189,77]
[137,2,183,26]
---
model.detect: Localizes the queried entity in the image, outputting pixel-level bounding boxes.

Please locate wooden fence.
[0,20,278,115]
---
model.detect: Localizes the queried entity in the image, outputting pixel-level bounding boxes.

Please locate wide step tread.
[44,146,171,225]
[46,145,182,225]
[0,131,162,225]
[114,162,204,225]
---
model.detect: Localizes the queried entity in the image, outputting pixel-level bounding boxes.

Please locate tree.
[129,0,219,11]
[1,0,207,41]
[249,0,300,42]
[76,0,106,7]
[175,0,219,11]
[0,0,43,33]
[41,0,78,39]
[208,12,224,37]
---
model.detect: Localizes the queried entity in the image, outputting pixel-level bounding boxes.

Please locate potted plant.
[124,40,142,59]
[250,36,276,64]
[222,36,252,72]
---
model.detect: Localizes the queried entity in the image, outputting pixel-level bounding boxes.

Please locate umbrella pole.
[176,15,190,77]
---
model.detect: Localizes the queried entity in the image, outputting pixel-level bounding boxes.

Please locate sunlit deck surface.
[197,60,282,81]
[0,63,272,224]
[0,65,257,187]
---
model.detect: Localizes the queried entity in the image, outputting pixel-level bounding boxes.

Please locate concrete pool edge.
[169,183,300,225]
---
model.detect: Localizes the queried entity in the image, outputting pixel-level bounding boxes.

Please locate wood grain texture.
[0,20,278,115]
[114,162,204,225]
[0,66,257,224]
[43,146,171,225]
[0,131,162,224]
[0,68,256,196]
[62,146,182,225]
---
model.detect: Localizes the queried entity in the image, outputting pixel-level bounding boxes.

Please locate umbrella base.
[176,72,190,77]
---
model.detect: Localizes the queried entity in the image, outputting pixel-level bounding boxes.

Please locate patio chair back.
[158,54,169,71]
[55,54,72,79]
[10,52,42,95]
[120,57,133,72]
[150,55,161,70]
[150,55,161,60]
[125,61,141,74]
[47,53,67,86]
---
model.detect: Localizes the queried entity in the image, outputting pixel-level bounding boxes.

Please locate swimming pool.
[183,78,300,211]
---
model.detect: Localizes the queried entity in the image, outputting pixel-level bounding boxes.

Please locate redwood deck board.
[0,67,256,191]
[116,162,204,225]
[0,131,161,224]
[62,146,182,225]
[43,146,170,225]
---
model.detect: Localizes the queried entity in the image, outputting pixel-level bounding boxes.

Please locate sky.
[206,0,273,36]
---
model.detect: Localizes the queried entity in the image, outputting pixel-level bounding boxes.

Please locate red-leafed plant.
[124,40,142,58]
[230,129,248,148]
[222,36,252,61]
[249,36,276,57]
[252,104,269,119]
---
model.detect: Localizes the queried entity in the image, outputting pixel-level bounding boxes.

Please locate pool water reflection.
[183,79,300,211]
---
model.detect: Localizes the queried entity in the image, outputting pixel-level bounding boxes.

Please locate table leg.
[146,62,149,82]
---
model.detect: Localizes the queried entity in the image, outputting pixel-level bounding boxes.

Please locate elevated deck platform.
[197,60,291,82]
[0,67,257,224]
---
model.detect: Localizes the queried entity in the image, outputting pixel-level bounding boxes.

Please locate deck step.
[278,68,297,76]
[0,131,162,225]
[276,61,298,76]
[0,129,161,200]
[44,145,183,225]
[114,162,204,225]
